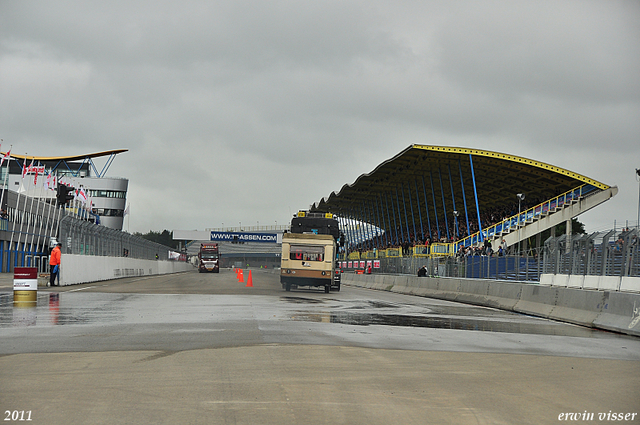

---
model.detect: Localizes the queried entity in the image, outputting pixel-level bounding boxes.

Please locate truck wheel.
[285,283,291,292]
[334,283,341,292]
[324,285,330,293]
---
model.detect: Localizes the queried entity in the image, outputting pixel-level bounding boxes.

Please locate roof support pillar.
[363,201,373,249]
[414,179,424,242]
[421,175,432,240]
[400,183,411,244]
[405,183,418,244]
[469,154,483,240]
[438,168,450,242]
[448,164,458,239]
[376,194,388,248]
[459,159,471,237]
[429,172,441,241]
[393,188,405,244]
[387,192,399,246]
[354,206,365,249]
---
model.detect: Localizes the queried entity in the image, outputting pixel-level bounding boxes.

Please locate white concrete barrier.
[342,273,640,337]
[552,274,569,287]
[539,274,554,286]
[549,288,606,327]
[620,276,640,293]
[567,274,585,289]
[598,276,620,291]
[514,285,558,318]
[582,275,600,290]
[485,281,523,310]
[59,254,194,286]
[593,291,640,337]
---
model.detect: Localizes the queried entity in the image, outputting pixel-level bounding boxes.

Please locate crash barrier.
[342,273,640,337]
[56,254,194,286]
[539,274,640,293]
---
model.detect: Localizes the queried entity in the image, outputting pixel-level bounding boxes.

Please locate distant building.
[2,150,128,230]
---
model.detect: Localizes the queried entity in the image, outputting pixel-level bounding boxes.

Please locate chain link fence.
[364,252,543,282]
[345,228,640,282]
[542,228,639,278]
[58,215,173,261]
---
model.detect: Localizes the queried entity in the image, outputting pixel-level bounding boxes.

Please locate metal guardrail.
[339,228,640,282]
[58,215,175,261]
[341,251,544,282]
[542,228,639,278]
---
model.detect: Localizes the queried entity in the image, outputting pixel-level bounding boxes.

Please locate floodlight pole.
[636,169,640,231]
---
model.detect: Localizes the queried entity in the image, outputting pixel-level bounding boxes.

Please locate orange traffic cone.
[246,270,253,287]
[238,269,244,283]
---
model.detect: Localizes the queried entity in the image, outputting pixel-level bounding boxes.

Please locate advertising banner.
[14,267,37,305]
[210,231,281,243]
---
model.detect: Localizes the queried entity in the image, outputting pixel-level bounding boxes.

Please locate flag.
[123,203,130,217]
[46,170,57,191]
[0,150,11,168]
[75,187,87,205]
[21,157,28,178]
[33,162,40,185]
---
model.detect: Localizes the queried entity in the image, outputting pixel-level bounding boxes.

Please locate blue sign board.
[210,231,278,243]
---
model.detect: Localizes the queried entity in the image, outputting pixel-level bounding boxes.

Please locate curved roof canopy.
[4,149,128,162]
[313,145,610,220]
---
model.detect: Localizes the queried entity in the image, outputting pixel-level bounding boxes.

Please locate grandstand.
[312,145,621,280]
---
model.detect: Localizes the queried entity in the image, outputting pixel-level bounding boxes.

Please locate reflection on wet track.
[283,296,604,337]
[0,290,619,339]
[1,270,639,360]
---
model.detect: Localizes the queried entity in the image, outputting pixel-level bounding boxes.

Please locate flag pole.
[22,158,38,266]
[32,162,48,269]
[10,155,28,269]
[0,145,11,213]
[40,169,56,255]
[52,174,65,244]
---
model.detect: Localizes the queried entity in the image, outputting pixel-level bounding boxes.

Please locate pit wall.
[56,254,194,286]
[341,273,640,337]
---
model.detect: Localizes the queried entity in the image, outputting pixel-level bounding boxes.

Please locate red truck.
[198,243,219,273]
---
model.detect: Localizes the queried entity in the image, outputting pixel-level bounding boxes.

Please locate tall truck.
[198,243,220,273]
[280,211,342,293]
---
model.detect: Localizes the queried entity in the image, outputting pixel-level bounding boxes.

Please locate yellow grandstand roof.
[2,149,128,162]
[313,144,611,216]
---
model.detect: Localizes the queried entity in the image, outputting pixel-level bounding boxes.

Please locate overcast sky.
[1,0,639,234]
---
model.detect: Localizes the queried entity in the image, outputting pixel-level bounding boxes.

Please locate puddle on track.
[290,311,607,338]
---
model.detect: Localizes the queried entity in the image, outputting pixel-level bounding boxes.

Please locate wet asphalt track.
[0,269,638,425]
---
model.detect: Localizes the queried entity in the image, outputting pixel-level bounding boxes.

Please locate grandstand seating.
[456,184,598,250]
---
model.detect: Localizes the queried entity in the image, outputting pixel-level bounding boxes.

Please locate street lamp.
[453,210,459,239]
[517,193,525,256]
[636,169,640,231]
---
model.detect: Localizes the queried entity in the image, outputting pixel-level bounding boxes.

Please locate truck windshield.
[289,245,324,261]
[201,253,218,260]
